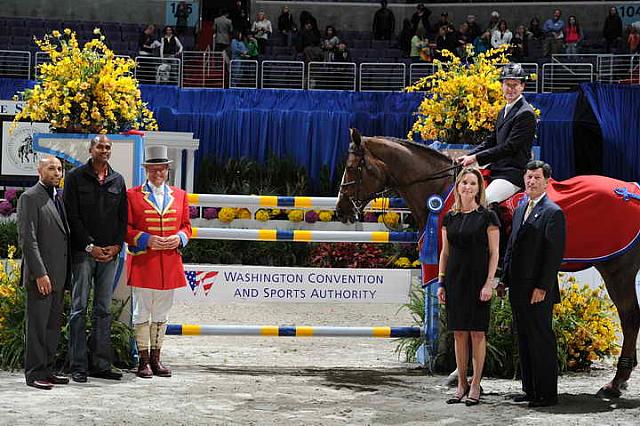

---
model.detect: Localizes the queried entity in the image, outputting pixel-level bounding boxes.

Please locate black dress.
[442,207,500,331]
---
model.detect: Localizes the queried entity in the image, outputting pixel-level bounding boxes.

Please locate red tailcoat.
[126,183,192,290]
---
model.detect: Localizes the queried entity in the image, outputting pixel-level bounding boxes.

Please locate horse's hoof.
[596,386,622,399]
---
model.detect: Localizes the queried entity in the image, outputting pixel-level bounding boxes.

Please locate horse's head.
[335,129,389,223]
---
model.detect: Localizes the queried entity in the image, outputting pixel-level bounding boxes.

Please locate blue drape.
[581,83,640,181]
[0,78,34,99]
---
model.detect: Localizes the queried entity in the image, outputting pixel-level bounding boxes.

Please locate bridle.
[339,143,459,219]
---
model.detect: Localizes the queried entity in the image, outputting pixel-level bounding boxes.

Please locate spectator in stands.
[252,10,273,55]
[138,24,159,56]
[528,17,543,40]
[410,27,430,62]
[491,20,512,49]
[436,13,451,31]
[174,1,191,36]
[487,11,500,32]
[435,25,458,61]
[373,0,395,41]
[300,11,320,36]
[277,5,297,47]
[564,16,582,55]
[213,10,233,53]
[333,41,351,62]
[473,31,492,55]
[231,31,249,60]
[603,6,623,53]
[230,0,250,34]
[245,32,259,58]
[628,25,640,54]
[543,9,565,56]
[296,21,323,62]
[160,26,183,58]
[466,15,482,42]
[322,26,340,62]
[511,25,529,60]
[456,23,473,57]
[411,3,432,35]
[398,18,414,54]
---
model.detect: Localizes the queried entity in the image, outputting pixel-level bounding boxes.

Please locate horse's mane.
[369,136,452,163]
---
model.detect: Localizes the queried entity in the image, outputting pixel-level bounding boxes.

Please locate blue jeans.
[68,253,117,373]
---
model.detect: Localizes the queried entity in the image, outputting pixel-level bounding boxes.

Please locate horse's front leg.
[595,263,640,399]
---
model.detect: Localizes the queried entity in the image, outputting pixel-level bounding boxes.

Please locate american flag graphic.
[185,270,219,296]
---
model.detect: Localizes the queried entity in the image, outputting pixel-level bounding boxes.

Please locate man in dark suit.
[457,63,537,205]
[17,156,70,390]
[499,160,566,407]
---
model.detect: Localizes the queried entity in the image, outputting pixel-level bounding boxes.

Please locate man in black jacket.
[457,63,537,205]
[499,161,566,407]
[63,135,127,383]
[372,0,395,41]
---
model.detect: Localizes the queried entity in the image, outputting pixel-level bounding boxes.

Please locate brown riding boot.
[150,349,172,377]
[137,350,153,378]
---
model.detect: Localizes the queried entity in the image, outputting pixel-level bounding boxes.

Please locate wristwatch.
[85,243,95,253]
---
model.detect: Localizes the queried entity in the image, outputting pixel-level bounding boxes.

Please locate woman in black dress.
[437,167,500,406]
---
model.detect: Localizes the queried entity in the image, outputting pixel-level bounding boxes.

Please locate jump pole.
[191,228,419,243]
[167,324,423,338]
[187,194,407,210]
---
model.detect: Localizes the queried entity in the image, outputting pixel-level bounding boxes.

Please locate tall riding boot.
[134,322,153,378]
[150,322,171,377]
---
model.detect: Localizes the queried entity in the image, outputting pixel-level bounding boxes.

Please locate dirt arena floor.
[1,302,640,425]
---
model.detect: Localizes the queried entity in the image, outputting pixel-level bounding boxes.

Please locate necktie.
[504,104,511,118]
[523,199,535,222]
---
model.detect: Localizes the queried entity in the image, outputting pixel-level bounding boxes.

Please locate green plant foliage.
[0,221,20,259]
[393,285,425,363]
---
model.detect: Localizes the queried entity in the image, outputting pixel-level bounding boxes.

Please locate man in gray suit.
[17,156,70,390]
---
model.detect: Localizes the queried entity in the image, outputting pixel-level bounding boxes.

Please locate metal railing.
[541,63,593,93]
[229,59,258,89]
[0,50,31,79]
[261,60,304,90]
[134,56,181,86]
[307,62,356,91]
[409,63,435,86]
[359,62,406,92]
[182,51,224,89]
[597,54,640,84]
[34,51,51,76]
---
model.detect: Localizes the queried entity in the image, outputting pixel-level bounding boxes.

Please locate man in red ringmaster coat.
[126,145,192,379]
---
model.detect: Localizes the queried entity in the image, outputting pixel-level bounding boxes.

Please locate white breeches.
[132,287,175,325]
[485,178,521,204]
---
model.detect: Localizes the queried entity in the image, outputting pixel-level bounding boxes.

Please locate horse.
[335,129,640,399]
[17,135,36,164]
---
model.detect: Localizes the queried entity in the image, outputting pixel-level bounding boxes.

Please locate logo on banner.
[185,270,219,296]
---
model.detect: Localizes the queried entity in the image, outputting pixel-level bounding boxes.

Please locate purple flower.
[203,207,218,220]
[0,200,14,216]
[363,212,378,222]
[189,205,199,219]
[4,188,17,202]
[304,210,319,223]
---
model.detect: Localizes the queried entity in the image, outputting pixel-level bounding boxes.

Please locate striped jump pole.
[187,194,407,210]
[167,324,423,338]
[191,228,419,243]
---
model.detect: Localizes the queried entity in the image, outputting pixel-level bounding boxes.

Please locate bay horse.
[335,129,640,399]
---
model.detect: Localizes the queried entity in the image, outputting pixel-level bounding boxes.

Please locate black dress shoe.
[27,380,53,390]
[72,372,88,383]
[89,368,123,380]
[528,397,558,408]
[47,374,70,385]
[512,393,534,402]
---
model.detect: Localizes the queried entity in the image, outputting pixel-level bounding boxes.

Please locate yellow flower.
[237,208,252,219]
[378,212,400,227]
[318,210,333,222]
[52,30,61,38]
[255,209,270,222]
[287,209,304,222]
[218,208,236,223]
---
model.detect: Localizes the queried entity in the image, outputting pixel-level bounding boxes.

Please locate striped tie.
[523,199,535,222]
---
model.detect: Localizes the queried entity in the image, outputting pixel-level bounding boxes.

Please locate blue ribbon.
[419,194,444,265]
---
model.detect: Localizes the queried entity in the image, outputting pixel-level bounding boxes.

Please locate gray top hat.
[142,145,173,165]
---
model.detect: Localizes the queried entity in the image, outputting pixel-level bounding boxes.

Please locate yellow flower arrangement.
[12,28,157,134]
[0,246,21,333]
[255,209,270,222]
[236,208,252,219]
[378,211,400,228]
[218,207,236,223]
[287,209,304,222]
[393,257,412,268]
[318,210,333,222]
[553,274,621,371]
[407,46,513,144]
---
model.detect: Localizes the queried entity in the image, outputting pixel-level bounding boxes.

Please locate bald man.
[17,156,71,389]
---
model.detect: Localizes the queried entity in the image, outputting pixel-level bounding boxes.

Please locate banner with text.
[176,264,416,304]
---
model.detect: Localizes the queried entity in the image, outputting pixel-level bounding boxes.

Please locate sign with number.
[617,3,640,28]
[165,1,199,28]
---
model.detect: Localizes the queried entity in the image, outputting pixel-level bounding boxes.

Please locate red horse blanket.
[422,175,640,284]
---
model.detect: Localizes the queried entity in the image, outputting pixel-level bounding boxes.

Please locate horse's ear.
[350,128,362,146]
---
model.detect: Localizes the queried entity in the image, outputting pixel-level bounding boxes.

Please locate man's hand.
[530,288,546,304]
[162,235,181,250]
[90,245,112,262]
[480,284,493,302]
[456,154,477,167]
[36,275,52,296]
[102,245,121,258]
[496,283,507,299]
[148,235,164,250]
[437,287,446,305]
